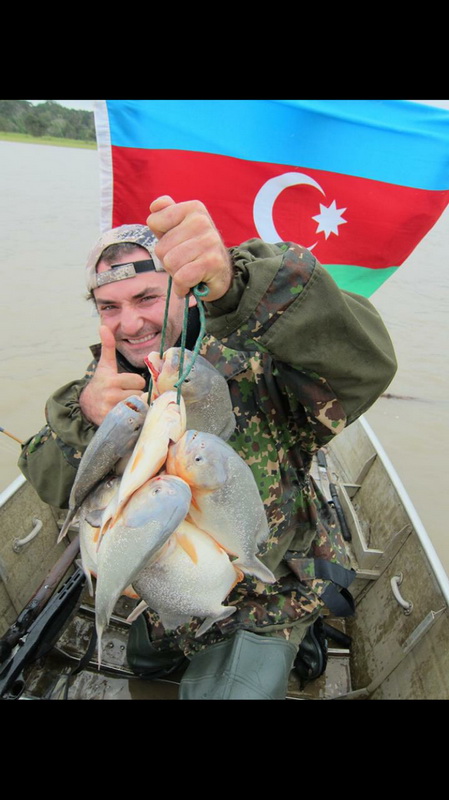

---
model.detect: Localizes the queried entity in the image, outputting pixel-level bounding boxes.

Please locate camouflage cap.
[86,224,165,290]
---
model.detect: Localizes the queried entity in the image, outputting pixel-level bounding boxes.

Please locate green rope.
[157,278,209,405]
[174,285,208,394]
[176,295,190,403]
[159,275,173,358]
[146,375,153,405]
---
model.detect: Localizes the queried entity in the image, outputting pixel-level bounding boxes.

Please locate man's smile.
[122,331,160,346]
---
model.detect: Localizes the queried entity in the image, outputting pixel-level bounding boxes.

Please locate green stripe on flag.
[323,264,398,297]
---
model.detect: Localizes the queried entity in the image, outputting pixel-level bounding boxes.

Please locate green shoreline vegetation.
[0,131,97,149]
[0,100,97,149]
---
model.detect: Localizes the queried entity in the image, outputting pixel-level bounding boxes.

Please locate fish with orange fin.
[108,390,186,530]
[77,476,139,601]
[128,519,244,638]
[94,473,192,666]
[145,348,235,440]
[57,394,148,543]
[166,430,276,585]
[78,475,120,595]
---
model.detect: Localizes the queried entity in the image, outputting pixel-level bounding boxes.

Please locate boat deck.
[20,588,352,700]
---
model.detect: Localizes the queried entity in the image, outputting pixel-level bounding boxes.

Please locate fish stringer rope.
[142,275,176,404]
[174,282,209,403]
[157,277,209,404]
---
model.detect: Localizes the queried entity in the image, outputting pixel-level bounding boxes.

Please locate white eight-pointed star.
[312,200,347,239]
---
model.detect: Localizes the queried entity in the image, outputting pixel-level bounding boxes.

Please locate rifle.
[316,450,352,542]
[0,535,85,700]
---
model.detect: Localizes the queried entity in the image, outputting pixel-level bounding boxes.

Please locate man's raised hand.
[79,326,146,427]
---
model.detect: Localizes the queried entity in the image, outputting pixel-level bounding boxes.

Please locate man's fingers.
[149,195,175,213]
[98,325,119,372]
[148,195,176,239]
[147,198,211,238]
[117,373,146,392]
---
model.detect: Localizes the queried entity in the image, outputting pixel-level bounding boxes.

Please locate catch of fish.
[58,347,274,666]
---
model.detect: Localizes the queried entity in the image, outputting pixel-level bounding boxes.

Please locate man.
[19,195,397,699]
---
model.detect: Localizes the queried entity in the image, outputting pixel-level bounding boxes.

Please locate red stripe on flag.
[111,147,449,269]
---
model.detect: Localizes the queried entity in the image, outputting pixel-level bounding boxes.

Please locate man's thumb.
[98,325,118,371]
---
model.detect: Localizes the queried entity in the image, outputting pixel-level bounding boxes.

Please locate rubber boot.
[179,629,297,700]
[293,616,328,688]
[126,614,187,678]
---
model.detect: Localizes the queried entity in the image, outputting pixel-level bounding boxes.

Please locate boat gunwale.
[357,416,449,606]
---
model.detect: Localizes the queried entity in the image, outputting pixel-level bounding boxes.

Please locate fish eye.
[194,455,203,463]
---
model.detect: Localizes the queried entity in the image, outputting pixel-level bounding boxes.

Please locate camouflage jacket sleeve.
[205,239,397,431]
[17,362,99,509]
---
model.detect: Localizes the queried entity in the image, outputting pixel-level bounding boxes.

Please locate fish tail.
[126,600,149,624]
[82,564,94,597]
[57,510,75,543]
[95,618,104,669]
[195,606,237,638]
[95,595,118,668]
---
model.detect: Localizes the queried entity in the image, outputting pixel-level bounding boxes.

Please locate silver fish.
[166,430,275,584]
[94,473,192,664]
[109,390,186,530]
[131,519,243,638]
[146,348,235,440]
[78,476,121,595]
[57,394,148,543]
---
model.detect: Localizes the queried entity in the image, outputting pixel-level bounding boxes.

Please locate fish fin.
[130,447,145,472]
[95,619,104,670]
[255,517,271,545]
[78,556,95,596]
[175,531,198,564]
[234,558,276,585]
[158,612,193,632]
[96,514,114,550]
[231,566,245,589]
[195,607,237,638]
[219,415,236,441]
[76,557,94,595]
[206,534,238,558]
[126,600,149,623]
[189,495,201,512]
[122,585,140,600]
[57,509,76,543]
[95,529,105,553]
[85,508,106,528]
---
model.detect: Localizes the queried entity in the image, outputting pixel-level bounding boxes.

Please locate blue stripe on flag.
[105,99,449,191]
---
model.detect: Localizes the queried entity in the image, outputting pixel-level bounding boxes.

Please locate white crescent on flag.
[253,171,326,249]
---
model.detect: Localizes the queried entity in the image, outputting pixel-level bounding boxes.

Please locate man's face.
[94,248,186,368]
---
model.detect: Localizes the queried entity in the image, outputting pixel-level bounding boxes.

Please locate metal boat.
[1,416,448,700]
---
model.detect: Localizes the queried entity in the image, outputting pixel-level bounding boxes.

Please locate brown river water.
[1,141,448,574]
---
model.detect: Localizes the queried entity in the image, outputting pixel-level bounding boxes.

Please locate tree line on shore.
[0,100,96,142]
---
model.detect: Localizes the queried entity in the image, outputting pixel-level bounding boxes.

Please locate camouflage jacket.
[18,240,397,656]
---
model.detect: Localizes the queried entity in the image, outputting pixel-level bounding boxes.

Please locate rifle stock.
[0,534,84,700]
